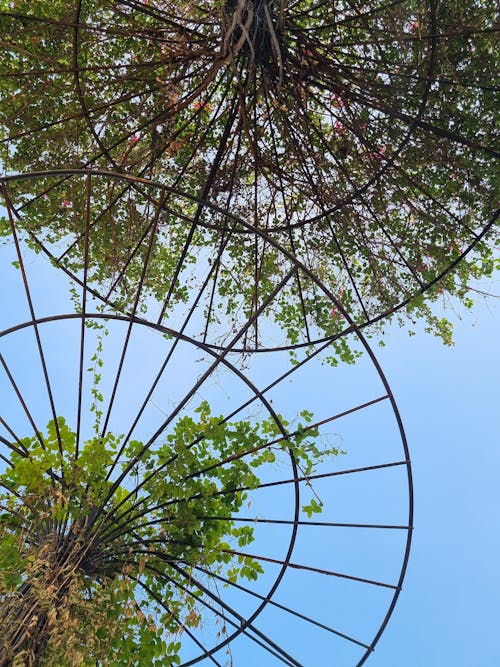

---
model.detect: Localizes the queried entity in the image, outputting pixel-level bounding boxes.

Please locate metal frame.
[0,190,413,665]
[1,2,497,348]
[1,1,497,662]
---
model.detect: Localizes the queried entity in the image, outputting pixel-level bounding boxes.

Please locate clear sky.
[365,292,500,667]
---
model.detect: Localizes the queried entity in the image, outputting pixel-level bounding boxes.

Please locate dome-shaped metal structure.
[1,1,497,343]
[0,198,412,665]
[1,2,496,663]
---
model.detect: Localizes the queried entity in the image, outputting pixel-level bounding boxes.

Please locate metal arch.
[0,189,414,666]
[0,308,413,666]
[1,3,498,349]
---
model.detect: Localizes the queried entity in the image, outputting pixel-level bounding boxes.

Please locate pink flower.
[331,290,345,318]
[62,200,72,208]
[128,134,139,144]
[330,95,344,109]
[193,100,211,112]
[367,146,386,161]
[330,307,345,320]
[408,20,419,33]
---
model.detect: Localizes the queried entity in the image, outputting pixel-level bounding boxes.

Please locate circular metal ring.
[0,211,413,665]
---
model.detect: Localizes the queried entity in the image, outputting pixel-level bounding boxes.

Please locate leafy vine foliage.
[0,0,498,356]
[0,407,336,665]
[0,1,497,662]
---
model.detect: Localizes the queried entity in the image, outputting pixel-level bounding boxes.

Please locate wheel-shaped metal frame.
[0,195,413,665]
[0,2,498,345]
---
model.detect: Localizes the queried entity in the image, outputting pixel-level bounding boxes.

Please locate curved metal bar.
[0,311,303,663]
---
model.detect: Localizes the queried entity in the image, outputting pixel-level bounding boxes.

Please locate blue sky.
[367,294,499,666]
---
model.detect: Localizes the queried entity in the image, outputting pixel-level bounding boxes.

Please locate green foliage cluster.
[0,406,338,665]
[0,0,497,358]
